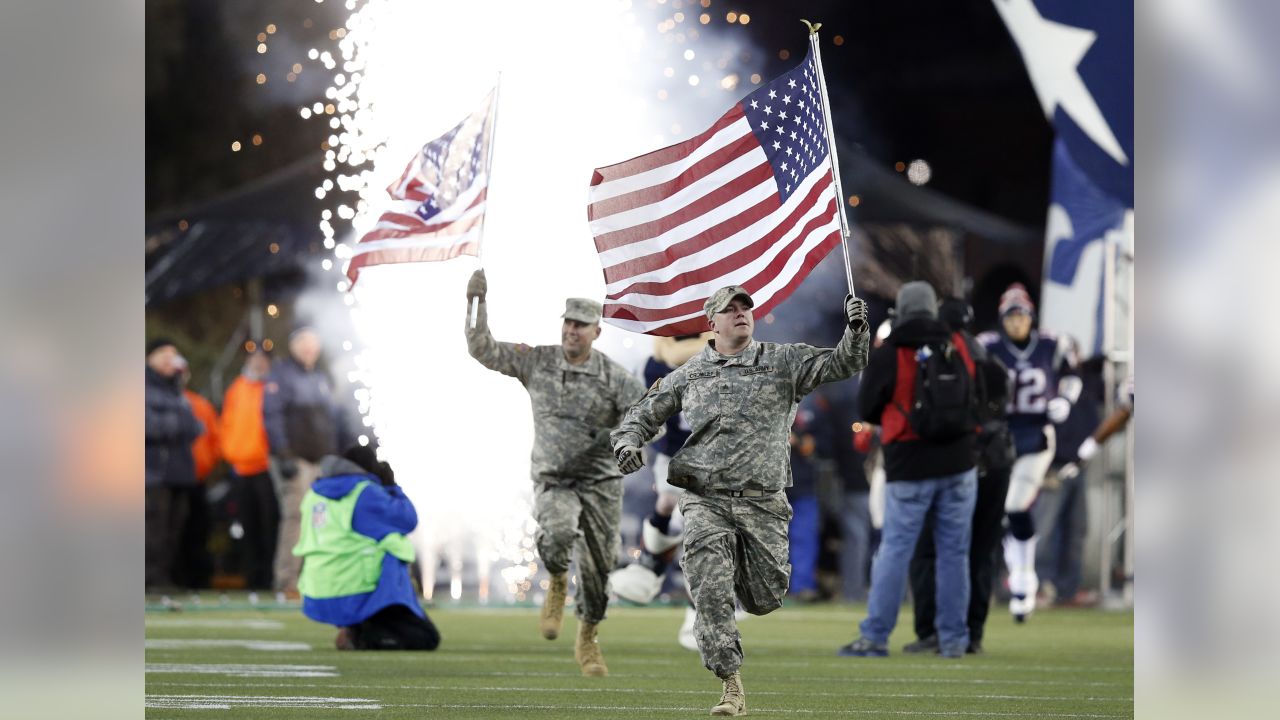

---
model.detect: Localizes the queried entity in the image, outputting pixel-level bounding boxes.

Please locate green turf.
[144,599,1133,718]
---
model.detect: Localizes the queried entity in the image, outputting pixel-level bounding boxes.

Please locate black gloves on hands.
[466,269,487,301]
[614,445,644,474]
[845,294,869,334]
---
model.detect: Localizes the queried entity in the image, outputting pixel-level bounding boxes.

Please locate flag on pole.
[346,89,496,285]
[587,49,842,336]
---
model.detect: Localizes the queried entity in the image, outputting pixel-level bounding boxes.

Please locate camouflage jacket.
[612,329,869,494]
[466,301,646,484]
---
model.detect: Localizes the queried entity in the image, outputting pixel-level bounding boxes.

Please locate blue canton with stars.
[739,50,831,205]
[409,104,490,223]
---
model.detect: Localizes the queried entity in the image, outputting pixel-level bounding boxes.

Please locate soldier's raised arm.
[463,269,537,383]
[791,294,871,397]
[610,369,683,474]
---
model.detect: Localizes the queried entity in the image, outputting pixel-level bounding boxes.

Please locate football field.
[145,600,1133,718]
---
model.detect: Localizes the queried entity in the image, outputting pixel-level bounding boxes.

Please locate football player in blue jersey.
[977,284,1081,622]
[608,333,711,649]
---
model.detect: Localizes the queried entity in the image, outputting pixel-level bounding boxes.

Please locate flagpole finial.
[801,19,822,35]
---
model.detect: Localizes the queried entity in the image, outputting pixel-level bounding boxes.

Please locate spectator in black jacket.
[837,282,978,659]
[145,337,204,590]
[904,298,1015,655]
[263,326,352,597]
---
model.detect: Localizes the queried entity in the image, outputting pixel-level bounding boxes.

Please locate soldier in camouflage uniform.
[464,269,646,677]
[612,285,870,716]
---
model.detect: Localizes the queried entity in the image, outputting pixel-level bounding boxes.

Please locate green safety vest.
[292,479,416,599]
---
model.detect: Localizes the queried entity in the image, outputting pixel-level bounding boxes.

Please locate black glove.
[466,269,487,302]
[277,457,298,480]
[845,294,869,334]
[614,444,644,474]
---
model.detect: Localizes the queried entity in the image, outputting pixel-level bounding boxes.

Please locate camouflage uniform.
[466,300,646,623]
[613,329,869,678]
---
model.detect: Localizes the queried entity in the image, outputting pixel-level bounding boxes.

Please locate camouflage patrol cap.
[703,285,755,321]
[562,298,603,324]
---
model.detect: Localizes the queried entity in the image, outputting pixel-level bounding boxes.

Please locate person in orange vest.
[179,359,220,588]
[220,348,278,590]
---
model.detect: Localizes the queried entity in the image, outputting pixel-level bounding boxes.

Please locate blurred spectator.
[220,348,277,590]
[177,366,219,588]
[1034,364,1116,608]
[786,401,821,602]
[905,297,1014,655]
[296,445,440,651]
[862,319,896,563]
[264,326,352,597]
[607,332,709,651]
[144,337,203,591]
[814,389,873,602]
[839,282,978,659]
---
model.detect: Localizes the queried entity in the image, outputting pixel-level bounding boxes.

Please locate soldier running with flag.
[612,285,869,715]
[464,269,648,677]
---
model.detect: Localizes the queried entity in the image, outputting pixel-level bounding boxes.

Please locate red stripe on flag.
[587,136,758,221]
[357,209,485,245]
[602,224,840,336]
[591,106,746,185]
[346,241,480,285]
[602,173,833,286]
[606,195,839,303]
[355,189,488,244]
[592,162,774,253]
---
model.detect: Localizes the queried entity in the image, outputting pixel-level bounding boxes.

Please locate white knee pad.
[1005,428,1055,513]
[608,564,662,604]
[643,517,683,555]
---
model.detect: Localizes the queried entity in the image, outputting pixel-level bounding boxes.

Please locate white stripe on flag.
[363,176,487,232]
[588,150,766,235]
[588,118,753,203]
[603,164,828,287]
[354,205,485,252]
[350,227,484,257]
[605,215,839,333]
[608,199,838,308]
[597,178,775,269]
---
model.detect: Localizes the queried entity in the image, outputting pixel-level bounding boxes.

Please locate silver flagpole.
[804,20,855,296]
[471,76,501,329]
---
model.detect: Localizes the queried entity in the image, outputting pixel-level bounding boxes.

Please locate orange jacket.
[184,389,221,482]
[220,375,271,476]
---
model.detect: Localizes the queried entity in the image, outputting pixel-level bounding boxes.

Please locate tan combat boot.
[575,621,609,677]
[540,572,567,640]
[710,672,746,716]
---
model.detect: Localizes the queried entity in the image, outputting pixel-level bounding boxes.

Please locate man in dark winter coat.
[145,337,204,590]
[838,281,978,659]
[904,297,1014,655]
[263,326,352,597]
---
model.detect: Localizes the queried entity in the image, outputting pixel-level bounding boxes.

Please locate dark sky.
[147,0,1051,227]
[735,0,1052,226]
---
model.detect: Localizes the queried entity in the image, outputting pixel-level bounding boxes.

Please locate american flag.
[346,89,495,285]
[587,49,842,336]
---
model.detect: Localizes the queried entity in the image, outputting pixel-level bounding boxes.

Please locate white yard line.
[146,664,337,678]
[144,618,285,630]
[385,702,1129,718]
[145,694,378,710]
[145,681,1132,703]
[386,652,1129,674]
[145,639,311,652]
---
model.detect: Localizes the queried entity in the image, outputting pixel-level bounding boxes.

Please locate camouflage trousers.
[679,491,792,678]
[533,477,622,624]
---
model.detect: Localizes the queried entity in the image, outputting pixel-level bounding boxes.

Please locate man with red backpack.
[838,281,978,659]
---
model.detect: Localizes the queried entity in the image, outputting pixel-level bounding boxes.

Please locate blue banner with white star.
[993,0,1133,207]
